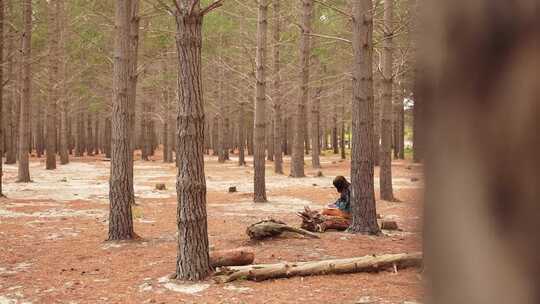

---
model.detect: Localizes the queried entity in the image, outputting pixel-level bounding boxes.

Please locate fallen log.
[246,219,320,240]
[210,248,255,268]
[214,252,422,283]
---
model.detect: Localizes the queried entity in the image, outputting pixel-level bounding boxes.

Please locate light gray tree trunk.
[17,0,32,182]
[379,0,395,201]
[45,0,59,170]
[272,0,283,174]
[291,0,313,178]
[253,0,268,202]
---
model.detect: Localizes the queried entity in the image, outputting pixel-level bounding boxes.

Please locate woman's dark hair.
[333,176,350,193]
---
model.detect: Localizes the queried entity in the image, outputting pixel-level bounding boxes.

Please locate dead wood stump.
[228,186,237,193]
[155,183,166,191]
[297,207,351,232]
[246,219,320,240]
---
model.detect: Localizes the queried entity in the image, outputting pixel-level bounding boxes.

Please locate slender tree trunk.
[86,112,94,156]
[238,103,246,166]
[16,0,32,183]
[267,117,274,161]
[348,0,380,235]
[311,86,321,169]
[217,115,225,163]
[379,0,395,201]
[36,104,44,158]
[58,0,69,165]
[291,0,313,178]
[104,117,111,158]
[332,104,339,154]
[340,84,347,160]
[45,0,59,170]
[93,111,99,155]
[373,95,380,166]
[253,0,268,202]
[247,112,254,156]
[108,0,136,241]
[127,0,140,203]
[272,0,283,174]
[211,115,218,156]
[173,0,211,281]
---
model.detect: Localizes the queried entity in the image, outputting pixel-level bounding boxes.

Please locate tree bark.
[0,0,4,195]
[238,103,246,166]
[173,0,211,281]
[58,0,69,165]
[291,0,313,178]
[379,0,395,201]
[422,1,540,302]
[4,0,15,165]
[45,0,59,170]
[214,252,422,283]
[253,0,269,202]
[272,0,283,174]
[16,0,32,182]
[348,0,380,235]
[340,84,347,160]
[108,0,136,241]
[311,86,321,169]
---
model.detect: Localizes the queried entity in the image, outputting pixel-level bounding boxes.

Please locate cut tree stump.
[228,186,237,193]
[210,248,255,268]
[246,219,320,240]
[155,183,166,190]
[214,252,422,283]
[297,207,350,232]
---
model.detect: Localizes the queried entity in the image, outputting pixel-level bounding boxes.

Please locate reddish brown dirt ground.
[0,151,424,304]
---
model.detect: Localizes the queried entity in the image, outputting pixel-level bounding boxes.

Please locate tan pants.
[322,208,351,219]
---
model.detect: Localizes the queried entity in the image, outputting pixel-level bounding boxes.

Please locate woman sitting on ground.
[322,176,351,219]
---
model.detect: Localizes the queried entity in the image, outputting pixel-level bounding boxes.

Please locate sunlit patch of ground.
[0,152,423,304]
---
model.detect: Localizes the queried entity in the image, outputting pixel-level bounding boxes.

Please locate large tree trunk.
[108,0,136,241]
[17,0,32,182]
[215,253,422,283]
[45,0,59,170]
[422,1,540,303]
[272,0,283,174]
[4,0,15,165]
[291,0,313,178]
[379,0,395,201]
[253,0,268,202]
[173,0,211,281]
[348,0,380,235]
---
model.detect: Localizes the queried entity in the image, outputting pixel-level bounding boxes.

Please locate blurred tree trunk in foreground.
[422,1,540,303]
